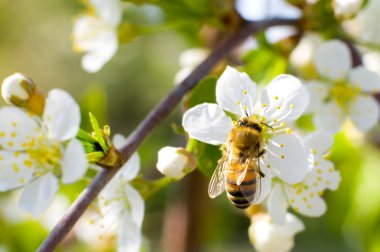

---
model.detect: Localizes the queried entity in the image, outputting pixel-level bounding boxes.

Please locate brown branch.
[36,18,300,252]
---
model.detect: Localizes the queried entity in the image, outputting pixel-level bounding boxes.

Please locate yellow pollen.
[329,168,333,173]
[314,161,319,165]
[0,156,3,161]
[294,207,299,213]
[281,155,285,159]
[280,122,286,127]
[12,163,20,172]
[280,144,284,148]
[0,132,4,137]
[11,132,16,138]
[312,149,317,155]
[317,169,322,174]
[273,119,278,123]
[310,192,314,198]
[274,96,279,100]
[89,219,95,225]
[24,160,33,168]
[19,178,25,184]
[8,141,14,147]
[13,152,20,157]
[290,198,295,204]
[296,187,302,195]
[277,106,281,110]
[317,177,322,181]
[244,105,248,110]
[35,171,43,177]
[307,204,312,209]
[286,128,292,134]
[326,181,331,185]
[267,164,271,168]
[11,122,17,127]
[290,104,295,109]
[318,191,323,196]
[243,90,248,95]
[236,101,241,105]
[303,197,308,202]
[262,103,267,108]
[313,182,318,187]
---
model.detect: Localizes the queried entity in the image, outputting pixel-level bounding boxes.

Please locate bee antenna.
[261,122,273,129]
[245,110,249,117]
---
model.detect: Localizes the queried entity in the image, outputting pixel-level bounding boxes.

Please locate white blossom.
[72,0,122,73]
[333,0,363,19]
[248,212,304,252]
[306,40,380,133]
[182,66,311,204]
[90,134,144,252]
[0,88,87,217]
[156,146,195,179]
[174,48,209,84]
[267,132,341,224]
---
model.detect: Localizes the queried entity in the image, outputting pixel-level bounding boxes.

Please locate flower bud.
[248,213,304,252]
[156,146,196,179]
[1,73,45,115]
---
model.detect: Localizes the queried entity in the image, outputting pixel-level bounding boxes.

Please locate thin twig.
[37,18,299,252]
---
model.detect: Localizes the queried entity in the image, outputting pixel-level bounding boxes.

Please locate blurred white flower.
[333,0,363,19]
[91,134,144,252]
[174,48,209,84]
[182,66,310,204]
[72,0,122,73]
[267,132,341,224]
[289,32,323,75]
[248,212,304,252]
[0,87,87,217]
[156,146,196,180]
[343,0,380,44]
[38,194,70,230]
[306,40,380,133]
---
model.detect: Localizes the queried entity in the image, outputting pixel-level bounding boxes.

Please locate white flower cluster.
[0,73,87,217]
[179,65,347,251]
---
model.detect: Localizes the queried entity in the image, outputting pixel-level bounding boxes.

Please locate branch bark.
[37,18,299,252]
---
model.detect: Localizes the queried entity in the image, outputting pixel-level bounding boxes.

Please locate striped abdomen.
[225,162,258,209]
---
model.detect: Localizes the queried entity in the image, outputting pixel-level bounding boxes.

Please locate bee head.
[236,117,262,133]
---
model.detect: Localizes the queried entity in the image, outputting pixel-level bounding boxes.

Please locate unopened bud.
[156,146,196,179]
[1,73,45,115]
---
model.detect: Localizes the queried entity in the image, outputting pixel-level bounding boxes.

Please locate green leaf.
[186,75,217,108]
[188,138,221,177]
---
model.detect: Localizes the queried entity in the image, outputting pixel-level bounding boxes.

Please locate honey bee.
[208,117,266,209]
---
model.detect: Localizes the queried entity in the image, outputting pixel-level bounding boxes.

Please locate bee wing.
[208,156,228,198]
[238,158,262,204]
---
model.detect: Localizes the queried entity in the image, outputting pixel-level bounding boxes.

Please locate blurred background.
[1,0,380,251]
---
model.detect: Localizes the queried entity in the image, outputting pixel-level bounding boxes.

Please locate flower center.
[328,80,361,110]
[26,135,62,177]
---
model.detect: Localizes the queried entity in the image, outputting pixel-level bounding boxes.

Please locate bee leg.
[257,145,265,178]
[259,170,265,178]
[258,149,266,157]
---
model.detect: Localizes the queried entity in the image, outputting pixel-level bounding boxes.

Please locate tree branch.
[37,18,299,252]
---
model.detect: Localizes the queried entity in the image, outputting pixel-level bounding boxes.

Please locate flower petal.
[304,81,329,113]
[267,183,288,225]
[349,66,380,93]
[264,133,310,184]
[303,131,334,157]
[120,153,140,181]
[285,184,327,217]
[43,89,80,141]
[124,184,145,228]
[182,103,232,145]
[260,75,309,123]
[304,159,341,192]
[72,15,118,73]
[313,101,346,133]
[61,139,88,184]
[18,173,58,217]
[90,0,122,26]
[0,151,35,191]
[0,107,39,151]
[349,95,380,132]
[118,212,142,252]
[313,40,351,80]
[216,66,257,116]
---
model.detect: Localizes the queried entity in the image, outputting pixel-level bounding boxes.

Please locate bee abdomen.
[225,175,257,209]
